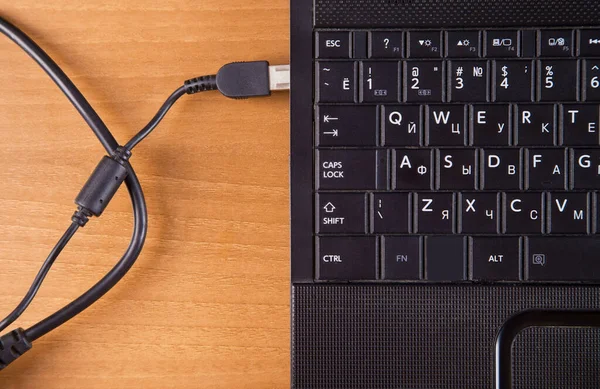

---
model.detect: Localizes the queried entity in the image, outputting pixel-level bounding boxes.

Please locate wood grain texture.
[0,1,290,388]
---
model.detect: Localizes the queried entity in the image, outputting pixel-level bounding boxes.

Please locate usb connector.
[205,61,290,99]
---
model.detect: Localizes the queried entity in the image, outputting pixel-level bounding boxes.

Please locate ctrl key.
[316,237,377,281]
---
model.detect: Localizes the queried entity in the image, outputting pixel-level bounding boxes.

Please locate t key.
[426,105,466,145]
[414,193,455,234]
[459,192,499,234]
[437,149,477,189]
[547,193,589,234]
[516,104,556,146]
[503,192,544,234]
[561,104,600,146]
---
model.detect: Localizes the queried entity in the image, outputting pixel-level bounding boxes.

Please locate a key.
[370,31,403,58]
[481,148,522,190]
[425,236,466,281]
[538,60,578,102]
[446,31,480,58]
[316,105,377,146]
[393,149,432,190]
[316,31,352,59]
[317,150,385,190]
[414,193,455,234]
[493,60,533,102]
[470,237,521,281]
[371,193,410,234]
[382,236,421,280]
[448,60,489,102]
[316,61,356,103]
[525,148,566,190]
[437,149,477,190]
[316,193,366,234]
[539,30,574,57]
[515,104,556,146]
[561,104,600,145]
[459,192,499,234]
[407,31,442,58]
[382,105,421,146]
[578,29,600,57]
[503,192,544,234]
[426,105,466,145]
[525,237,600,281]
[316,237,377,280]
[404,61,444,102]
[485,30,519,58]
[583,60,600,101]
[360,61,400,102]
[470,104,511,146]
[571,149,600,189]
[547,193,589,234]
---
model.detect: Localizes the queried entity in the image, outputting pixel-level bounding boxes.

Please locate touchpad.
[513,327,600,388]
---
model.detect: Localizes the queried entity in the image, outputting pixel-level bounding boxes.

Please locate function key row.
[317,191,594,235]
[316,235,600,282]
[316,60,600,103]
[317,104,600,147]
[316,29,600,59]
[316,148,600,191]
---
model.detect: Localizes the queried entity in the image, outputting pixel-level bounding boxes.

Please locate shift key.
[317,150,387,190]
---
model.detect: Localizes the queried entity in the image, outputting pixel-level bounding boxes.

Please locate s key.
[437,149,477,190]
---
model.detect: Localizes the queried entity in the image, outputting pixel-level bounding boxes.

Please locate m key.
[547,193,589,234]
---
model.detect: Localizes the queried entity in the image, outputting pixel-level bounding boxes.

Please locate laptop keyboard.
[314,28,600,283]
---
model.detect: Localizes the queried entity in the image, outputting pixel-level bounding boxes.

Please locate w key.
[426,105,466,145]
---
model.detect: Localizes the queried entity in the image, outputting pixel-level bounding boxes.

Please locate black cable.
[0,223,79,333]
[0,14,148,342]
[124,85,187,151]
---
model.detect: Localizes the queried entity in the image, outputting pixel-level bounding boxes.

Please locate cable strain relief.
[72,207,93,227]
[0,328,32,371]
[184,75,218,94]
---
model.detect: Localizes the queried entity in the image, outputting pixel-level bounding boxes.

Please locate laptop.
[290,1,600,387]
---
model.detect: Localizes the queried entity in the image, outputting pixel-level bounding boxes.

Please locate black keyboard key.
[470,237,521,281]
[407,31,442,58]
[537,60,578,102]
[414,193,455,234]
[547,193,589,234]
[393,149,432,190]
[382,105,421,146]
[371,193,410,234]
[521,30,537,58]
[446,31,480,58]
[316,61,356,103]
[317,193,366,234]
[481,149,522,190]
[583,60,600,101]
[425,236,466,281]
[493,60,533,102]
[317,150,385,190]
[448,60,489,102]
[485,30,519,57]
[404,61,444,102]
[426,105,466,145]
[515,104,556,146]
[316,237,377,281]
[539,29,574,57]
[353,31,368,59]
[578,29,600,57]
[503,192,544,234]
[360,61,400,102]
[525,237,600,281]
[382,236,421,280]
[459,192,499,234]
[561,104,599,145]
[471,104,511,146]
[525,148,566,190]
[571,149,600,189]
[316,31,352,59]
[370,31,403,58]
[316,105,377,146]
[437,149,477,190]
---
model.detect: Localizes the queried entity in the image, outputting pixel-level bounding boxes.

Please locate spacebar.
[525,237,600,281]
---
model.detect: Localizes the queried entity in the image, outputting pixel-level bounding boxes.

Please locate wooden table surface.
[0,2,290,388]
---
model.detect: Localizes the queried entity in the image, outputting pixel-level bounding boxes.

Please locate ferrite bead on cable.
[75,156,128,217]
